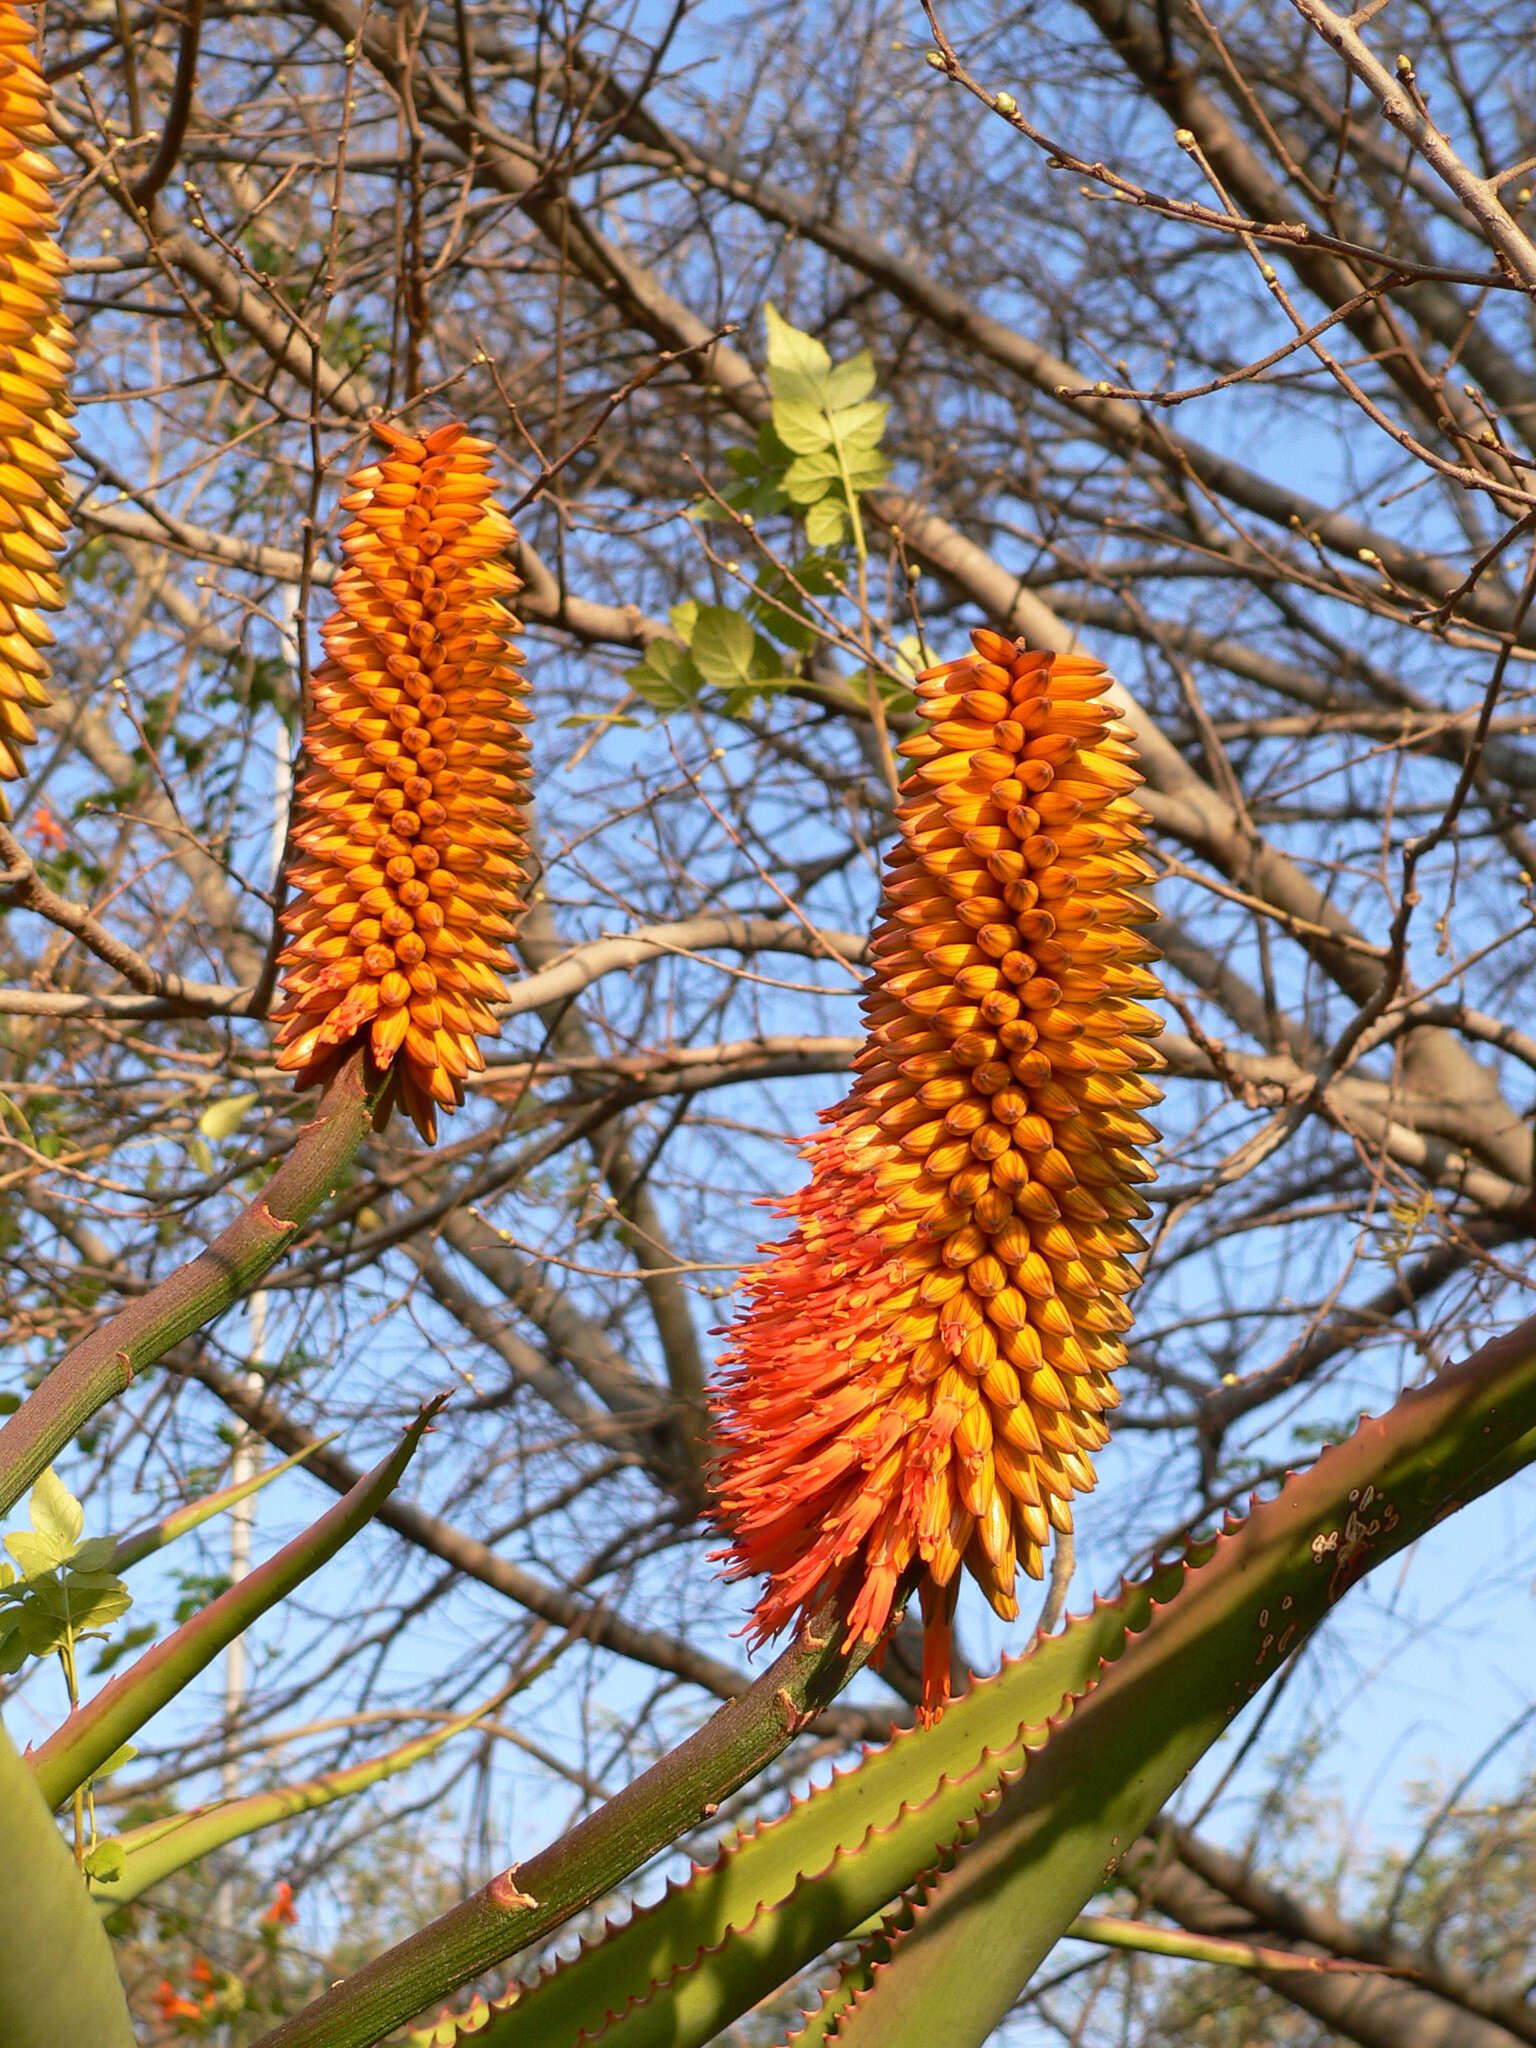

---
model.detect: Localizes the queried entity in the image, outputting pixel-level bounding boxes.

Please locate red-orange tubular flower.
[0,2,75,810]
[272,423,531,1144]
[713,631,1163,1720]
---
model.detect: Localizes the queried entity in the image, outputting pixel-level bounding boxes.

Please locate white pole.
[214,584,300,1967]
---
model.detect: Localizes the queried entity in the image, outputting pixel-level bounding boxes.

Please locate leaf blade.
[29,1400,444,1808]
[91,1696,495,1909]
[107,1436,335,1574]
[688,606,758,692]
[0,1713,135,2048]
[28,1467,83,1557]
[435,1562,1191,2047]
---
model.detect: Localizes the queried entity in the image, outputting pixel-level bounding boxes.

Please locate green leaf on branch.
[688,605,756,691]
[702,432,792,522]
[19,1570,132,1642]
[82,1837,127,1885]
[24,1467,83,1563]
[805,497,851,549]
[750,554,847,654]
[626,603,793,716]
[650,308,893,720]
[0,1471,134,1675]
[689,607,790,701]
[199,1091,259,1140]
[770,398,837,455]
[701,309,890,549]
[763,306,889,559]
[775,398,888,462]
[627,638,704,713]
[4,1527,66,1579]
[763,303,833,405]
[823,353,878,410]
[782,442,889,509]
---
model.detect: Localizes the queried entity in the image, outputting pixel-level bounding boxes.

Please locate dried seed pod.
[271,423,531,1144]
[712,631,1163,1720]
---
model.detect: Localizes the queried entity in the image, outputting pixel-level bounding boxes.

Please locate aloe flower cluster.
[713,632,1163,1718]
[272,423,532,1142]
[0,2,74,809]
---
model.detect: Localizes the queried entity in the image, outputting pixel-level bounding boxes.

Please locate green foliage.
[626,599,789,716]
[0,1469,131,1677]
[199,1092,260,1141]
[757,304,889,551]
[108,1438,328,1578]
[626,308,892,716]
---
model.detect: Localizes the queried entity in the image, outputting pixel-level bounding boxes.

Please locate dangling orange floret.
[0,2,76,811]
[712,631,1163,1721]
[271,422,532,1145]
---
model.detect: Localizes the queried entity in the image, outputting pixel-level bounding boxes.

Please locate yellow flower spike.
[0,1,74,810]
[712,631,1163,1723]
[271,423,532,1145]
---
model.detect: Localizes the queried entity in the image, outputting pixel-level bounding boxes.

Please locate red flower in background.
[152,1977,205,2026]
[261,1878,298,1927]
[25,797,63,848]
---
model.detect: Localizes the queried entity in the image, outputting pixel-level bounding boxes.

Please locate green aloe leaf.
[107,1436,334,1574]
[90,1693,494,1909]
[409,1554,1200,2047]
[0,1713,134,2048]
[813,1340,1536,2046]
[420,1308,1536,2048]
[246,1613,877,2048]
[28,1399,445,1809]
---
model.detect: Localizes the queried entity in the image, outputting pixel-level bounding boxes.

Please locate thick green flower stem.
[0,1716,135,2048]
[0,1051,380,1518]
[252,1603,875,2048]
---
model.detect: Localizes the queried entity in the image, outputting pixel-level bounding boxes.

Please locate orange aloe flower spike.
[0,1,76,812]
[271,422,532,1144]
[712,630,1163,1722]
